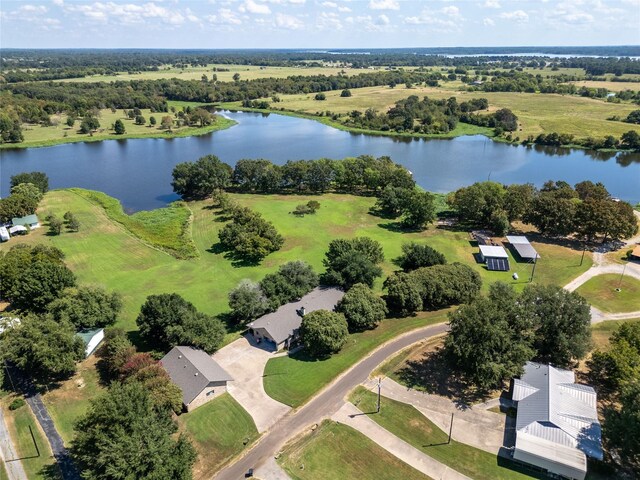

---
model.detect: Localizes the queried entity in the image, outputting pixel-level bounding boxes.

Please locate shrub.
[336,283,387,332]
[315,93,326,101]
[398,242,446,271]
[9,398,26,410]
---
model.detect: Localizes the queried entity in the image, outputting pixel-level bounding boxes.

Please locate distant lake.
[1,111,639,212]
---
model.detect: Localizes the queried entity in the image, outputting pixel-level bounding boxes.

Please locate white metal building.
[512,362,603,480]
[506,236,540,261]
[478,245,510,271]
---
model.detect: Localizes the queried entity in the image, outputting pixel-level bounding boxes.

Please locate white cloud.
[322,1,337,7]
[206,8,242,24]
[499,9,528,22]
[318,11,342,29]
[239,0,271,14]
[368,0,399,10]
[441,5,459,16]
[18,4,48,14]
[483,17,495,25]
[376,13,390,24]
[483,0,500,8]
[52,0,64,6]
[338,5,351,12]
[275,12,304,28]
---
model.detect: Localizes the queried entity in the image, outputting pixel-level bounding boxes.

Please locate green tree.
[604,380,640,468]
[233,72,241,82]
[149,116,157,126]
[398,242,446,272]
[66,117,75,127]
[97,328,136,382]
[336,283,387,332]
[383,272,423,316]
[401,190,436,229]
[72,382,196,480]
[0,244,76,312]
[79,116,100,134]
[588,322,640,393]
[504,183,535,221]
[48,214,63,236]
[134,115,146,125]
[10,182,43,204]
[300,310,348,357]
[10,171,49,193]
[259,261,318,310]
[315,93,326,101]
[445,282,534,390]
[228,280,269,324]
[172,155,233,199]
[520,284,591,367]
[449,181,506,226]
[218,207,284,261]
[0,194,40,222]
[524,183,578,236]
[1,315,85,384]
[48,286,123,329]
[136,293,224,353]
[114,119,126,135]
[323,237,384,289]
[128,363,183,414]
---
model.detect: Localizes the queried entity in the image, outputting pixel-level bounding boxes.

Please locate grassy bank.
[0,190,592,335]
[177,394,259,480]
[577,274,640,313]
[349,387,541,480]
[264,311,448,407]
[278,420,431,480]
[0,109,236,150]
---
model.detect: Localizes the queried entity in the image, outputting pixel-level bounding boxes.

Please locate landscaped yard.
[176,393,259,480]
[278,420,431,480]
[1,395,61,480]
[577,274,640,313]
[348,387,542,480]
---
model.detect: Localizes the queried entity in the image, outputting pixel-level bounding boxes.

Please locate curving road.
[213,322,449,480]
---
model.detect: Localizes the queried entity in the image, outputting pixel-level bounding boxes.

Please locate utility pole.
[447,413,454,444]
[529,255,538,283]
[377,378,382,413]
[616,263,628,291]
[580,242,587,266]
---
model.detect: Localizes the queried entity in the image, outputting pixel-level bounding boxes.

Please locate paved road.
[0,407,28,480]
[213,322,449,480]
[6,365,81,480]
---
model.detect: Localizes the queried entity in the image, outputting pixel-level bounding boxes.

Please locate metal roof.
[506,236,540,260]
[248,287,344,344]
[513,362,603,467]
[161,346,233,405]
[506,235,530,245]
[479,245,509,258]
[11,214,39,226]
[76,328,103,345]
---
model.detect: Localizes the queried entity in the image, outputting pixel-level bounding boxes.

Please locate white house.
[11,214,40,230]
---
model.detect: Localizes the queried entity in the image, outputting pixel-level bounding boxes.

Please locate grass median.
[577,273,640,313]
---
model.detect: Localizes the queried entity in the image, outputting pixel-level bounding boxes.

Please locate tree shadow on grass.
[395,346,494,409]
[206,242,263,267]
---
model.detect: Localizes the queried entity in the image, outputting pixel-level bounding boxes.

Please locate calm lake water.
[1,111,639,212]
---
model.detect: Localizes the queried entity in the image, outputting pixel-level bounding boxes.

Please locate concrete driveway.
[213,334,291,433]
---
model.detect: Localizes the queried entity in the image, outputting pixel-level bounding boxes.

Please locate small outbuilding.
[161,346,233,412]
[248,287,344,351]
[506,236,540,262]
[76,328,105,357]
[11,214,40,230]
[0,226,9,242]
[478,245,510,271]
[8,225,28,235]
[630,245,640,261]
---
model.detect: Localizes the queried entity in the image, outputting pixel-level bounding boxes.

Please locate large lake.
[1,111,639,212]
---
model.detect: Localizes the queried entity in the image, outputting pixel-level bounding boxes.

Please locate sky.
[1,0,639,49]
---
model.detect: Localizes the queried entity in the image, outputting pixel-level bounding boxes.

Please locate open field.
[0,190,592,336]
[264,310,448,407]
[177,393,259,480]
[577,274,640,313]
[41,356,105,446]
[59,64,367,83]
[1,394,61,479]
[2,105,235,149]
[229,84,640,140]
[569,80,640,92]
[349,386,541,480]
[278,420,431,480]
[591,318,640,350]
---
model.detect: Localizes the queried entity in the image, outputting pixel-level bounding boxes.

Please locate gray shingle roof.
[513,362,602,462]
[161,346,233,405]
[248,287,344,344]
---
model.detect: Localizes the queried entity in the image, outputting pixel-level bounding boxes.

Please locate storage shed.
[478,245,510,271]
[506,236,540,261]
[76,328,105,357]
[0,226,9,242]
[11,214,40,230]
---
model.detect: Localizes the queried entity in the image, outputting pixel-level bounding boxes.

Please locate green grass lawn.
[278,420,431,480]
[41,356,105,446]
[3,107,236,149]
[591,317,640,350]
[177,393,259,480]
[0,460,8,480]
[264,310,448,407]
[577,274,640,313]
[1,396,61,480]
[349,387,542,480]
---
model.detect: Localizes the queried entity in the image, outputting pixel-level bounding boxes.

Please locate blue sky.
[2,0,639,49]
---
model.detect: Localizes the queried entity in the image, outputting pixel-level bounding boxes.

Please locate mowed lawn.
[0,190,592,335]
[9,106,235,149]
[1,394,61,480]
[243,84,640,140]
[577,274,640,313]
[278,420,431,480]
[349,387,542,480]
[177,394,259,480]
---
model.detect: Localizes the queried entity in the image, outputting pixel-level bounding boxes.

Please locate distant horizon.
[2,0,639,50]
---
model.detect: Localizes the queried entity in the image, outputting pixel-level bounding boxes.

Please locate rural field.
[227,84,640,140]
[577,274,640,313]
[6,101,234,149]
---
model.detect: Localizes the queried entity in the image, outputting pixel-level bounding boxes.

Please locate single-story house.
[11,214,40,230]
[478,245,510,271]
[161,346,233,412]
[0,226,9,242]
[76,328,105,357]
[248,287,344,351]
[506,235,540,261]
[511,362,603,480]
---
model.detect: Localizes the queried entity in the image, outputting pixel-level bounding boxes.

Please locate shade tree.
[48,286,123,329]
[299,310,348,357]
[336,283,387,332]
